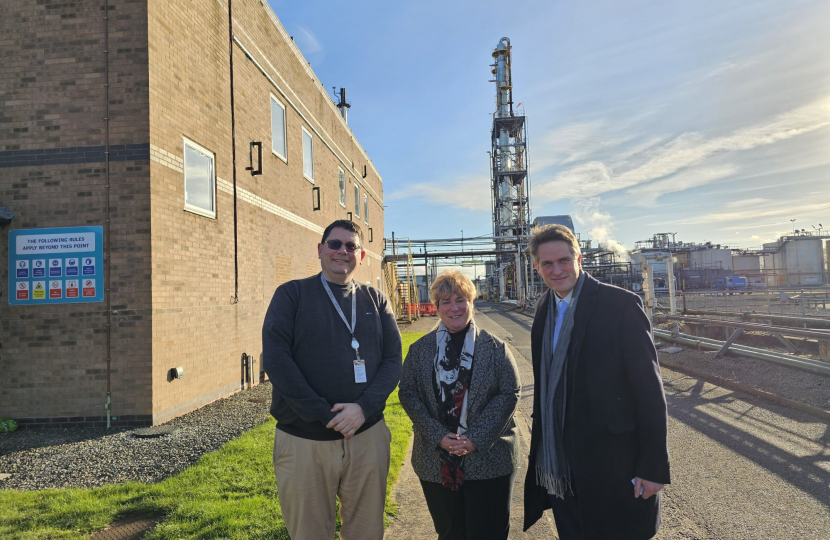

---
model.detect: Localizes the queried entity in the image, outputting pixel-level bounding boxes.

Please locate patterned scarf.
[433,319,476,490]
[535,272,585,498]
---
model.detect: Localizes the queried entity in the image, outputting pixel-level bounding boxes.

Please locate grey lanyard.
[320,273,360,359]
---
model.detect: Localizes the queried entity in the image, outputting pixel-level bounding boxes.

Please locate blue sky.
[269,0,830,251]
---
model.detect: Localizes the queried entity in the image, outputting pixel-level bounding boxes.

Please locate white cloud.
[696,56,761,83]
[660,199,830,226]
[295,26,323,54]
[534,95,830,202]
[624,164,739,206]
[535,161,614,201]
[724,197,769,209]
[533,121,632,171]
[387,176,491,211]
[607,136,669,164]
[723,220,788,231]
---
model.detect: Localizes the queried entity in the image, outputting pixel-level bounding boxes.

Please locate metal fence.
[671,288,830,319]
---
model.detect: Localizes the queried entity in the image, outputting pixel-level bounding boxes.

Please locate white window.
[364,194,369,223]
[271,96,287,161]
[183,138,216,218]
[339,168,346,207]
[354,184,360,218]
[302,127,314,182]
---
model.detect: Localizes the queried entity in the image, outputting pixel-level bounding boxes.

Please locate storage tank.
[826,240,830,280]
[733,253,764,285]
[783,237,825,286]
[733,254,761,272]
[532,215,575,231]
[762,242,785,287]
[690,248,733,270]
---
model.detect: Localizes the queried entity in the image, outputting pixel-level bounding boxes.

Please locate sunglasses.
[325,239,361,253]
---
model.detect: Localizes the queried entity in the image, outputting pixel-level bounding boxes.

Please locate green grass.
[383,332,423,517]
[0,333,426,540]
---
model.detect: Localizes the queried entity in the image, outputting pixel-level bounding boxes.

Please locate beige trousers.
[273,419,391,540]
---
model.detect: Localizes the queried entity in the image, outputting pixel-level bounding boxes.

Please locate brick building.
[1,0,386,427]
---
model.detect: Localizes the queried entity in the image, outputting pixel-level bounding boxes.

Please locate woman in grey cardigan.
[399,270,521,540]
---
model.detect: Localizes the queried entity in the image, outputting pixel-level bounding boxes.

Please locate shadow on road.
[666,377,830,507]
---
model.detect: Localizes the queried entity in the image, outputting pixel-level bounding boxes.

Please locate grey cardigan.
[399,325,521,483]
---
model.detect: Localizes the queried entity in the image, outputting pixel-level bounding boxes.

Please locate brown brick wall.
[274,255,291,287]
[1,0,386,426]
[146,0,385,423]
[0,0,152,422]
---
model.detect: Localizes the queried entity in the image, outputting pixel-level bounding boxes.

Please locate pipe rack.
[659,315,830,341]
[655,306,830,328]
[653,329,830,377]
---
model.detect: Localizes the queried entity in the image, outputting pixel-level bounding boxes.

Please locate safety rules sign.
[8,226,104,305]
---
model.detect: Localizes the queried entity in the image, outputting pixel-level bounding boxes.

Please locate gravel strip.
[0,383,273,491]
[654,342,830,411]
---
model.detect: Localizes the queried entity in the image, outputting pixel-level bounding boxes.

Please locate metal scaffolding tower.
[489,37,532,303]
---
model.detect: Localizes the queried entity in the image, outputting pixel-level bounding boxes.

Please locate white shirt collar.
[554,290,573,307]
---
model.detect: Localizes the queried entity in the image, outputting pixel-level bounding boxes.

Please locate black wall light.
[312,187,321,211]
[362,165,367,178]
[246,141,262,176]
[347,211,353,221]
[369,228,373,242]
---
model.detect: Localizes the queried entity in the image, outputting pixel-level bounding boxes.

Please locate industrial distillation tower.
[490,37,532,302]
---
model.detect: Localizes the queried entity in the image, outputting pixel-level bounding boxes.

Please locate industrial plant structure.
[489,38,533,303]
[630,232,830,291]
[759,234,828,287]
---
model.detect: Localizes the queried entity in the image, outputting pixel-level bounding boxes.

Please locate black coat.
[523,273,671,539]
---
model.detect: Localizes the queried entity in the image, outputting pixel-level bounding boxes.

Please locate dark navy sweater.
[262,273,402,440]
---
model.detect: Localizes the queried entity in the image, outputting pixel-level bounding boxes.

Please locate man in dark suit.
[523,224,671,540]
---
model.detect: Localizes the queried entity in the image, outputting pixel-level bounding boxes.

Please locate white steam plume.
[571,198,631,262]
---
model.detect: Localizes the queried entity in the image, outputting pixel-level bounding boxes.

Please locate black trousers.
[550,479,584,540]
[420,473,514,540]
[550,492,584,539]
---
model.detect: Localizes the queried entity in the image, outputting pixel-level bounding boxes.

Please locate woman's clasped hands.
[439,433,477,456]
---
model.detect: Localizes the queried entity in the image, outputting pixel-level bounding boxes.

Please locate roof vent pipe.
[335,87,350,123]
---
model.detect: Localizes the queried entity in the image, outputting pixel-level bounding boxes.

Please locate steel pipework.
[659,315,830,340]
[653,329,830,377]
[657,307,830,328]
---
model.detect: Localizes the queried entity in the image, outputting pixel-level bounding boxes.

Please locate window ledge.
[184,205,217,219]
[272,149,287,164]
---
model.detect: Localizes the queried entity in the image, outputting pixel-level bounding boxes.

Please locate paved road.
[387,303,830,539]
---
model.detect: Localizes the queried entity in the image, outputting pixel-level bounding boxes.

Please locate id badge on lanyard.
[321,274,366,384]
[353,359,367,383]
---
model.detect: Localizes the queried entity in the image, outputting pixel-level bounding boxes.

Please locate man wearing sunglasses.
[263,219,402,540]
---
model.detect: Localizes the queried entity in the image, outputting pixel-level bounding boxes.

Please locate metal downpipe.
[103,0,112,429]
[228,0,239,305]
